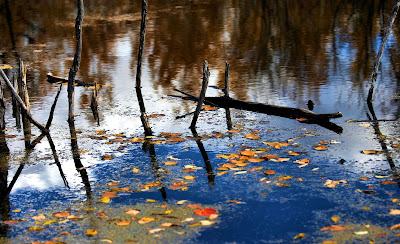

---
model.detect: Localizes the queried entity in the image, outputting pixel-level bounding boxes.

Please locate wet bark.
[135,0,152,136]
[190,61,210,129]
[67,0,84,122]
[17,60,31,147]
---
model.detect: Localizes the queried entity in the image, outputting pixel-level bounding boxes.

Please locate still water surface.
[1,0,400,243]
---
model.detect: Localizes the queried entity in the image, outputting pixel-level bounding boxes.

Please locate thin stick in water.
[190,61,210,129]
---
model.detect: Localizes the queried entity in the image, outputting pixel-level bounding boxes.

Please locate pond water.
[1,0,400,243]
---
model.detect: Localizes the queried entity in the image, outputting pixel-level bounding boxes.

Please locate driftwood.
[47,74,93,87]
[190,61,210,129]
[174,89,343,133]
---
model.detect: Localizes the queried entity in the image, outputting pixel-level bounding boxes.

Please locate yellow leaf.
[85,229,98,236]
[0,65,12,69]
[43,220,56,226]
[116,220,131,226]
[165,210,173,214]
[149,227,165,234]
[102,155,114,160]
[217,171,228,176]
[278,176,293,181]
[138,217,155,224]
[331,216,340,222]
[146,199,157,202]
[176,200,187,205]
[132,168,140,173]
[184,175,197,180]
[359,123,371,127]
[314,145,328,151]
[204,105,218,111]
[164,161,178,166]
[32,214,46,220]
[54,212,70,218]
[390,209,400,215]
[294,233,306,239]
[28,226,44,231]
[12,209,21,213]
[99,197,111,203]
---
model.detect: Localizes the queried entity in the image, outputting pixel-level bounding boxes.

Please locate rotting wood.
[190,61,210,129]
[367,0,400,103]
[67,0,84,122]
[11,73,21,128]
[0,68,48,134]
[47,74,94,87]
[135,0,152,136]
[0,80,5,131]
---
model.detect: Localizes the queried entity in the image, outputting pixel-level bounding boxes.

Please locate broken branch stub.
[190,61,210,129]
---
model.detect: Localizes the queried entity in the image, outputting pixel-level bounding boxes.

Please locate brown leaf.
[54,212,70,218]
[187,204,202,209]
[380,180,396,185]
[263,169,276,176]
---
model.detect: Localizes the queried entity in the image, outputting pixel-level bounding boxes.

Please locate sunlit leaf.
[54,212,70,218]
[239,150,256,157]
[85,229,98,236]
[294,233,306,239]
[184,175,197,180]
[149,227,165,234]
[287,136,303,142]
[275,183,290,187]
[116,220,131,226]
[270,157,290,162]
[216,171,228,176]
[204,105,218,111]
[320,225,346,231]
[138,217,155,224]
[331,216,340,222]
[353,231,368,235]
[245,134,260,140]
[176,200,187,205]
[126,209,140,215]
[28,226,45,232]
[194,208,217,217]
[359,123,371,127]
[0,65,12,69]
[390,209,400,215]
[99,197,111,203]
[102,191,117,198]
[200,220,214,226]
[182,217,195,222]
[32,214,46,220]
[264,169,276,176]
[12,209,20,212]
[3,220,18,225]
[250,167,263,172]
[380,180,396,185]
[390,224,400,230]
[96,130,105,135]
[361,150,380,155]
[164,161,178,166]
[146,199,157,202]
[314,145,328,151]
[228,129,241,133]
[278,176,292,181]
[375,175,390,179]
[260,155,279,160]
[247,158,264,163]
[147,113,165,118]
[102,155,114,160]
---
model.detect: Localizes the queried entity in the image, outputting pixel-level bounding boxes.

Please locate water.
[1,0,400,243]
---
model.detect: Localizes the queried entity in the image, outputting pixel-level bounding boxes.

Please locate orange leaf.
[187,204,202,209]
[116,220,131,226]
[194,208,217,216]
[264,170,276,176]
[54,212,70,218]
[247,158,264,163]
[164,161,178,166]
[314,145,328,151]
[245,134,260,140]
[239,150,256,157]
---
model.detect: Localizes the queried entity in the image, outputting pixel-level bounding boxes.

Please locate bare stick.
[11,73,21,128]
[135,0,152,136]
[367,0,400,103]
[67,0,84,122]
[190,61,210,129]
[0,80,5,131]
[224,62,230,97]
[0,68,48,134]
[18,60,31,147]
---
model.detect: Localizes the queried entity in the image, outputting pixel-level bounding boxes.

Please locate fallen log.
[47,74,94,87]
[173,89,343,133]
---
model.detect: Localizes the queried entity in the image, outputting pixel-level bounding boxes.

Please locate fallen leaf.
[187,204,202,209]
[32,214,46,220]
[314,145,328,151]
[184,175,197,180]
[43,220,56,226]
[204,105,218,111]
[97,212,107,218]
[239,150,256,157]
[380,180,396,185]
[164,161,178,166]
[85,229,98,236]
[390,224,400,230]
[28,226,45,232]
[278,176,293,181]
[99,197,111,203]
[126,209,140,215]
[245,134,260,140]
[54,212,70,218]
[149,228,165,234]
[200,220,214,226]
[102,191,117,198]
[247,158,264,163]
[194,208,217,217]
[294,233,306,239]
[138,217,155,224]
[270,157,290,162]
[390,209,400,215]
[353,231,368,235]
[176,200,187,205]
[331,216,340,222]
[275,183,290,187]
[0,65,12,69]
[116,220,131,226]
[359,123,371,127]
[146,199,157,202]
[264,169,276,176]
[3,220,18,225]
[320,225,346,231]
[102,155,114,160]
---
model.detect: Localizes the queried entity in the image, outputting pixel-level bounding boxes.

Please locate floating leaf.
[294,233,306,239]
[380,180,396,185]
[320,225,346,231]
[228,129,241,133]
[54,212,70,218]
[390,209,400,215]
[194,208,217,217]
[85,229,98,236]
[28,226,45,232]
[204,105,218,111]
[331,216,340,222]
[200,220,214,226]
[102,191,117,198]
[32,214,46,220]
[275,183,290,187]
[176,200,187,205]
[353,231,368,235]
[146,199,157,202]
[138,217,155,224]
[359,123,371,127]
[247,158,264,163]
[239,150,256,157]
[116,220,131,226]
[216,171,228,176]
[149,228,165,234]
[390,224,400,230]
[164,161,178,166]
[184,175,197,180]
[314,145,328,151]
[126,209,140,215]
[187,204,202,209]
[102,155,114,160]
[99,197,111,203]
[270,157,290,162]
[245,134,260,140]
[278,176,292,181]
[264,170,276,176]
[3,220,18,225]
[0,65,12,69]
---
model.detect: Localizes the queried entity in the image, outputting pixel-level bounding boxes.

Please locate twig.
[67,0,84,122]
[190,61,210,129]
[135,0,152,136]
[367,0,400,103]
[0,68,48,134]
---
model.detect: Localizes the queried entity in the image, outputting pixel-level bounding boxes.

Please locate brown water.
[2,1,400,243]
